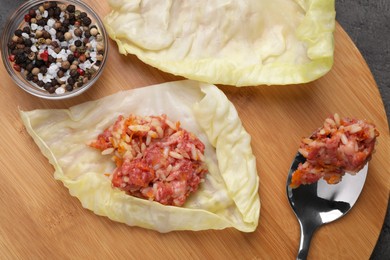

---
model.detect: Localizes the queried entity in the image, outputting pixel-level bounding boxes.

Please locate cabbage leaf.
[104,0,335,86]
[20,80,260,232]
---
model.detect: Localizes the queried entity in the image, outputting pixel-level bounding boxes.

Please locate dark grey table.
[1,0,389,258]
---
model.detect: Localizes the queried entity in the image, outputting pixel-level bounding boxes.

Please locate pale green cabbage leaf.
[104,0,335,86]
[20,80,260,232]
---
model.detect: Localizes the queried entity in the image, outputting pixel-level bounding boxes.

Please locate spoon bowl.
[287,153,367,260]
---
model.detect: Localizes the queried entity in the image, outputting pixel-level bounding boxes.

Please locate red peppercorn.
[8,54,15,62]
[40,50,49,62]
[73,51,80,58]
[13,63,21,72]
[24,14,31,23]
[77,68,85,76]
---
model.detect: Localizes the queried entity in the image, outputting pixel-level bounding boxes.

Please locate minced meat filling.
[291,113,379,188]
[89,114,208,206]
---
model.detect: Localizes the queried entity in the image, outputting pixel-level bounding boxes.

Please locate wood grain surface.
[0,1,389,259]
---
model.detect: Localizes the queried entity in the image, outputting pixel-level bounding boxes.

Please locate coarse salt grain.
[21,33,29,39]
[55,87,65,95]
[38,73,43,80]
[47,19,55,27]
[91,40,97,48]
[30,45,38,52]
[48,48,57,58]
[42,10,48,18]
[44,25,50,31]
[30,23,38,31]
[49,28,56,36]
[59,75,70,82]
[48,64,59,75]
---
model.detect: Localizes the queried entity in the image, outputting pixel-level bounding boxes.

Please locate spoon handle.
[297,220,318,260]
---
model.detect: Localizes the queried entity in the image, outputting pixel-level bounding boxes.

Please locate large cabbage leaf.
[104,0,335,86]
[20,80,260,232]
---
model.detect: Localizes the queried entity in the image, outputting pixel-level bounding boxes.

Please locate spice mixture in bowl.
[1,0,108,99]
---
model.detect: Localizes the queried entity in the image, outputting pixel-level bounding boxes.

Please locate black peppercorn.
[58,26,67,33]
[65,84,73,91]
[37,19,46,26]
[79,12,87,19]
[32,76,39,83]
[48,86,56,94]
[84,30,91,38]
[56,32,65,42]
[44,83,52,91]
[15,54,27,64]
[7,41,16,50]
[40,66,48,74]
[16,48,25,55]
[20,62,28,69]
[70,69,78,78]
[23,26,31,34]
[51,41,59,48]
[54,6,61,17]
[57,70,64,78]
[62,19,70,27]
[67,54,75,63]
[67,77,75,85]
[42,30,51,39]
[26,63,34,72]
[51,78,58,87]
[37,80,44,87]
[82,17,92,26]
[16,37,24,44]
[24,47,32,54]
[47,8,54,17]
[74,40,82,47]
[66,5,75,13]
[24,38,33,47]
[48,56,56,64]
[15,29,23,37]
[35,60,44,67]
[26,73,34,81]
[68,13,75,20]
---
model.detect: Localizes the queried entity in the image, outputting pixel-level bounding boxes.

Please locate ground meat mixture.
[89,114,208,206]
[290,113,379,188]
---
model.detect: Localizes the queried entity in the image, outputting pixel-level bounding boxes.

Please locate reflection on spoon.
[286,153,367,260]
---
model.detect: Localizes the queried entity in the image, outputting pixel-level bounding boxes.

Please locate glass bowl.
[1,0,108,99]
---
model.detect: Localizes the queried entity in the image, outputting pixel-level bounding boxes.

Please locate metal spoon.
[286,153,367,260]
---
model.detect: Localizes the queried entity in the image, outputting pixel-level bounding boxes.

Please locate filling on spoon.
[290,113,379,188]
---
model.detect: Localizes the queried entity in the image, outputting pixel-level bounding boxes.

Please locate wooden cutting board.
[0,1,389,259]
